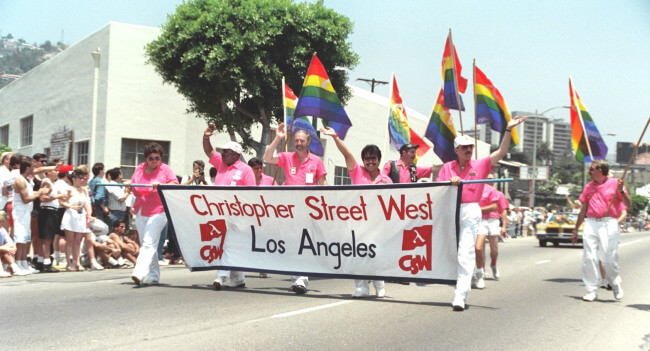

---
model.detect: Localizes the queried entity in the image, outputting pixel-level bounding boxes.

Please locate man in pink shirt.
[437,116,526,311]
[474,174,509,289]
[203,123,256,290]
[263,123,327,294]
[381,143,432,184]
[572,160,631,302]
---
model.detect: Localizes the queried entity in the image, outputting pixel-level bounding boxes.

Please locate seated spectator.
[0,210,29,277]
[108,220,138,266]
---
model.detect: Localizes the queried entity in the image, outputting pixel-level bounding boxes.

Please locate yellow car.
[536,212,584,247]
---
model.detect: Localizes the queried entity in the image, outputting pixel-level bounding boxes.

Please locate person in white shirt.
[105,168,130,231]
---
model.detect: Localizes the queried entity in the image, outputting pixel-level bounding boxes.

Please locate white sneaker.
[0,270,12,278]
[28,266,40,274]
[90,261,104,270]
[452,296,465,311]
[491,265,500,280]
[13,268,31,276]
[213,277,224,291]
[612,284,623,300]
[476,277,486,289]
[158,259,169,266]
[353,287,370,298]
[375,287,385,298]
[582,292,597,302]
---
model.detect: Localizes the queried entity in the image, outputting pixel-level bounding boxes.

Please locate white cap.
[221,141,243,154]
[453,135,474,148]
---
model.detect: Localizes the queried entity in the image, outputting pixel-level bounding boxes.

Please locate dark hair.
[247,157,263,168]
[114,220,126,228]
[144,143,164,158]
[592,160,609,176]
[193,160,205,169]
[361,144,382,163]
[32,153,47,161]
[20,156,33,173]
[71,168,89,179]
[9,153,22,168]
[106,167,122,181]
[209,167,217,178]
[91,163,104,176]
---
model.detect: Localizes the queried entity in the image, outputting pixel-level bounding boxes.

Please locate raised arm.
[263,123,286,165]
[490,116,527,166]
[321,127,355,172]
[203,123,217,159]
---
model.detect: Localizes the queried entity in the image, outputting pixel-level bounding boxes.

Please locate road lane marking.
[271,301,353,318]
[536,260,551,264]
[619,239,642,247]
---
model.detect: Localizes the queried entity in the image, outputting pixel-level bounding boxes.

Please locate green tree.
[628,194,648,217]
[0,144,11,155]
[145,0,359,157]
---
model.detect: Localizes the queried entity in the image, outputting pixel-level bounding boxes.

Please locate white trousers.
[132,211,167,283]
[582,218,621,293]
[354,280,384,295]
[215,270,245,285]
[455,203,481,301]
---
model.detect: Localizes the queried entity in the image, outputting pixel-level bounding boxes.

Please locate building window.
[333,165,351,185]
[120,138,170,179]
[44,147,51,161]
[0,125,8,146]
[75,141,89,166]
[20,115,33,147]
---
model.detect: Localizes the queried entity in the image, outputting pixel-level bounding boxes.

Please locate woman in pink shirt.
[322,127,390,298]
[128,143,178,286]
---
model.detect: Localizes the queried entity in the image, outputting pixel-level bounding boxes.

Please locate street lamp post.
[90,48,101,166]
[530,106,570,208]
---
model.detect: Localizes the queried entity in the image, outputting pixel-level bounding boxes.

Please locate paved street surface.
[2,232,650,350]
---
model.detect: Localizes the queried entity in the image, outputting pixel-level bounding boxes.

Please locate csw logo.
[398,225,433,274]
[199,219,227,264]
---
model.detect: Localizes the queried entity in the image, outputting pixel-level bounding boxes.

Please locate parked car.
[536,212,583,247]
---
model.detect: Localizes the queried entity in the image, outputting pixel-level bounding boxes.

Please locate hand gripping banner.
[158,182,461,284]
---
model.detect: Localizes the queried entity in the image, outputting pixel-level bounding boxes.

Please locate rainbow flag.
[474,65,519,146]
[284,82,324,155]
[425,87,457,163]
[569,78,607,162]
[441,32,467,111]
[388,75,430,158]
[294,54,352,139]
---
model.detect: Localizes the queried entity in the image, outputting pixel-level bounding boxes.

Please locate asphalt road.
[2,232,649,351]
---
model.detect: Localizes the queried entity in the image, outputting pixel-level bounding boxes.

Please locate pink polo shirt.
[381,160,432,183]
[277,152,327,185]
[480,185,508,219]
[349,162,393,185]
[130,163,178,216]
[436,156,494,203]
[257,173,277,186]
[209,153,256,186]
[579,177,628,218]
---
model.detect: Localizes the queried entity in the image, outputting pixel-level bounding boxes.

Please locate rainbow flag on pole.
[569,78,607,162]
[425,87,457,163]
[284,82,324,155]
[441,32,467,111]
[474,65,519,146]
[388,74,430,158]
[294,54,352,139]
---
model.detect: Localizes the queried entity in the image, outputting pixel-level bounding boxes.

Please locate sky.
[2,0,649,153]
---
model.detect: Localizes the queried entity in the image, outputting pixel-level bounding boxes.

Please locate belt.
[41,206,59,210]
[588,217,616,222]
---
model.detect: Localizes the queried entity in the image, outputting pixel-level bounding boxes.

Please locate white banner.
[159,182,460,284]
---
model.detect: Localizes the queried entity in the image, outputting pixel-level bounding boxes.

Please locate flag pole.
[273,78,299,184]
[448,28,464,135]
[605,116,650,215]
[570,77,594,160]
[282,76,288,152]
[473,59,478,159]
[383,72,394,158]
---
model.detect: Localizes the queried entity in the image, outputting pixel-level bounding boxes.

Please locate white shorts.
[479,218,500,236]
[12,209,32,243]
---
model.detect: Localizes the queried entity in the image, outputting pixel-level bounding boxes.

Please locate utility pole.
[356,78,388,93]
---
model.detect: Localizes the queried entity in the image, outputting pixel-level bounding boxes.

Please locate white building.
[0,22,489,182]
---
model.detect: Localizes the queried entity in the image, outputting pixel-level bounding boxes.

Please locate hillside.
[0,33,68,89]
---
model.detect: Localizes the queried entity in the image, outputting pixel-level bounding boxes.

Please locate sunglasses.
[362,156,378,162]
[148,156,161,161]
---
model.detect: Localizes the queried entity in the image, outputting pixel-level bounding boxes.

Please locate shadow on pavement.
[545,278,582,283]
[627,304,650,312]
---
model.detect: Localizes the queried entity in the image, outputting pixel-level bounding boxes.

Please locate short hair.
[32,153,47,161]
[9,153,22,168]
[114,220,126,228]
[20,156,33,173]
[92,163,104,176]
[209,167,217,178]
[361,145,382,162]
[144,142,164,158]
[248,157,264,168]
[71,167,89,179]
[193,160,205,169]
[294,129,311,142]
[592,160,609,176]
[106,167,122,180]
